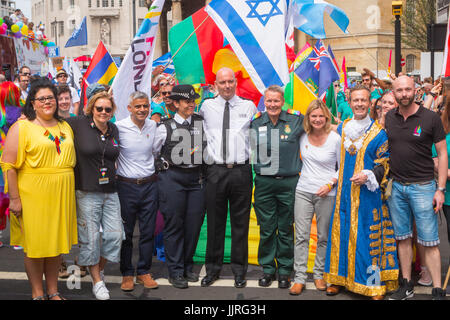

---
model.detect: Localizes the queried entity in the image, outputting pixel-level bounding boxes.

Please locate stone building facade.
[296,0,422,77]
[31,0,423,77]
[31,0,207,60]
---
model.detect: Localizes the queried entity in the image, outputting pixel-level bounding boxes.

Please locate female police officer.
[154,84,207,289]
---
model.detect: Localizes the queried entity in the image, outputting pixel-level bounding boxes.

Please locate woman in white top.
[290,99,341,295]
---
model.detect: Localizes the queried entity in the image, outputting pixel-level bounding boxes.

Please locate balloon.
[11,24,20,33]
[0,18,3,25]
[17,21,23,29]
[44,47,49,55]
[21,25,28,35]
[14,32,22,38]
[0,27,5,35]
[47,42,56,47]
[42,40,48,46]
[1,23,6,30]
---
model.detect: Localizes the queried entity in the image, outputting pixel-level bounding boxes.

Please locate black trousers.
[158,168,206,278]
[117,179,158,276]
[204,164,253,277]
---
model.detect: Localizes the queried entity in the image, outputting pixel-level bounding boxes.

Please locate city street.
[0,220,449,302]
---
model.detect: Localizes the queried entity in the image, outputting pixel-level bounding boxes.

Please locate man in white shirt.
[9,9,23,24]
[18,75,29,102]
[56,69,80,115]
[115,91,159,292]
[199,67,257,288]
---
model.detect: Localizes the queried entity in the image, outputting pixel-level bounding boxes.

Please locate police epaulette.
[238,96,253,101]
[251,111,262,122]
[286,109,302,116]
[202,96,217,101]
[192,112,204,120]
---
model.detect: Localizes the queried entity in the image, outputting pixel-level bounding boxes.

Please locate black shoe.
[278,275,291,289]
[389,278,414,300]
[432,287,447,300]
[201,274,219,287]
[169,275,188,289]
[185,271,199,282]
[234,275,247,288]
[258,274,275,287]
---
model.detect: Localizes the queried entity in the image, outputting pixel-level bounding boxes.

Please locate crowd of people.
[0,62,449,301]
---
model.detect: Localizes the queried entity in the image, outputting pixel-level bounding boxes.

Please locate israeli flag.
[289,0,349,39]
[206,0,290,94]
[152,52,175,75]
[65,16,88,48]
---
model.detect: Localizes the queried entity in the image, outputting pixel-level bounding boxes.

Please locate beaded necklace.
[36,118,66,155]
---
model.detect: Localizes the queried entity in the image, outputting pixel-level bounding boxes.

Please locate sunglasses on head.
[95,106,113,113]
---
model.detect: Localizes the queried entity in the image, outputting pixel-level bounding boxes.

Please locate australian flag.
[294,39,340,98]
[65,17,88,48]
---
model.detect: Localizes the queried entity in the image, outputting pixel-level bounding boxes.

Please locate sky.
[15,0,32,19]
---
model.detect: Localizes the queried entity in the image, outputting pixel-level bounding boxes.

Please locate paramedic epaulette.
[251,111,262,122]
[286,109,302,116]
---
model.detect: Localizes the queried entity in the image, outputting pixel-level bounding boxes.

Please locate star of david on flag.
[294,40,340,98]
[246,0,283,26]
[206,0,290,94]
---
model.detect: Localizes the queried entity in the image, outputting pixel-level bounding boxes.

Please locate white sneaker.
[92,281,110,300]
[417,267,432,286]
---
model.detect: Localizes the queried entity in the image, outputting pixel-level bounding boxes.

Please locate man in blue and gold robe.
[324,85,399,299]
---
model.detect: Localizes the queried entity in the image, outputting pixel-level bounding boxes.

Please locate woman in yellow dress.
[1,78,77,300]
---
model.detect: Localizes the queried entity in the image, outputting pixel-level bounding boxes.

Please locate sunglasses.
[57,74,68,78]
[95,106,113,113]
[33,95,55,103]
[22,73,31,76]
[161,92,171,96]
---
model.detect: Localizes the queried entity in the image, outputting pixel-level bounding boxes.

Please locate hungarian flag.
[168,7,224,85]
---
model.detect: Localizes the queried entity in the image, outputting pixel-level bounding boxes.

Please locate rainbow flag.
[340,56,348,90]
[84,41,118,86]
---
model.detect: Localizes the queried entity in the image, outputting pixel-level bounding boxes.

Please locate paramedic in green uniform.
[250,85,304,289]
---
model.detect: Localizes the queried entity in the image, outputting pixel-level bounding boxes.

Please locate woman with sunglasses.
[66,91,124,300]
[1,78,77,300]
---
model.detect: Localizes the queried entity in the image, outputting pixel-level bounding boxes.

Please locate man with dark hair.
[56,69,80,115]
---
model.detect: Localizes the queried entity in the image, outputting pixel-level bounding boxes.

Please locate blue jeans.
[387,180,440,246]
[76,191,125,266]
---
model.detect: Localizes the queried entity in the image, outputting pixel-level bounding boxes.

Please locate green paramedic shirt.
[250,109,304,176]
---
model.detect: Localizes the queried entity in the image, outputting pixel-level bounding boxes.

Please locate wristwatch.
[438,187,446,193]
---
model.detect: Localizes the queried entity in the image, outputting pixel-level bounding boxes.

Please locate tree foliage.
[399,0,436,51]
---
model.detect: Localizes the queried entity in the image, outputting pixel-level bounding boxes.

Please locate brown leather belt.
[116,174,157,185]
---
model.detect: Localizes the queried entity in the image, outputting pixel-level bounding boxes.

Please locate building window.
[406,54,416,73]
[50,0,53,11]
[51,21,56,38]
[102,0,109,7]
[70,0,75,8]
[59,21,64,36]
[119,0,123,7]
[88,0,92,7]
[59,0,63,10]
[139,0,147,7]
[97,0,100,7]
[111,0,114,7]
[70,19,76,33]
[138,18,144,30]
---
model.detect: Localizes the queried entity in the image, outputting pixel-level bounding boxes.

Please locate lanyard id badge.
[99,167,109,185]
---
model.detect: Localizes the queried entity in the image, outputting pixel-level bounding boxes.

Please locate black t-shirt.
[66,115,120,193]
[385,106,446,183]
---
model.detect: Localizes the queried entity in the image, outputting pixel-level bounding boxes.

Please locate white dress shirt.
[199,95,257,164]
[116,116,158,178]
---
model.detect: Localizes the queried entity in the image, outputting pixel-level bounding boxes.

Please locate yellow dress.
[1,120,77,258]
